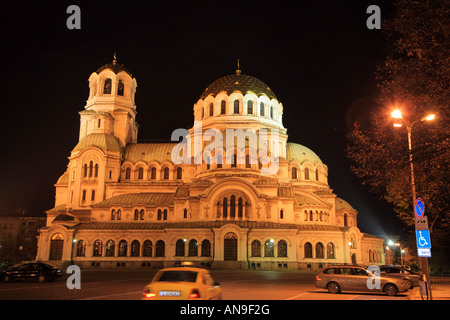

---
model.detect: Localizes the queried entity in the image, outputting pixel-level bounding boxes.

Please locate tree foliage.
[346,0,449,243]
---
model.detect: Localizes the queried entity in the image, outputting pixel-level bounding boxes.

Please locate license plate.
[159,290,181,297]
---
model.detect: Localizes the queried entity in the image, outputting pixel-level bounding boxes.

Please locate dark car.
[1,262,62,283]
[379,265,420,289]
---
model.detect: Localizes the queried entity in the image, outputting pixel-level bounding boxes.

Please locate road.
[0,269,411,301]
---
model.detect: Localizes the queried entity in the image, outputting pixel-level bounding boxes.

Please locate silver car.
[315,265,410,296]
[379,265,420,289]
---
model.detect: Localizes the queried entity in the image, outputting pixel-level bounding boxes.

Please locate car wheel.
[37,275,46,283]
[383,284,398,296]
[327,281,341,294]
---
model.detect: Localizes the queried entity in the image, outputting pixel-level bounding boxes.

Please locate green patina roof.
[286,142,323,165]
[124,143,178,164]
[200,74,277,100]
[73,133,123,153]
[91,192,175,208]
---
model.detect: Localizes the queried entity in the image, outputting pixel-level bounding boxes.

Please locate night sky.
[0,1,404,236]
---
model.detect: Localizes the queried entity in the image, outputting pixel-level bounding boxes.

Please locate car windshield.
[156,271,198,282]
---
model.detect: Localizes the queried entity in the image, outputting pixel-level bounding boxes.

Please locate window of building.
[304,242,312,258]
[315,168,319,181]
[93,240,103,257]
[103,78,112,94]
[76,240,86,257]
[143,240,152,257]
[209,103,214,117]
[163,167,169,179]
[188,239,198,256]
[292,167,298,179]
[89,161,93,178]
[105,240,115,256]
[175,239,185,256]
[201,240,211,257]
[247,100,253,114]
[270,106,273,119]
[150,167,156,179]
[260,102,265,116]
[264,240,274,257]
[251,240,261,257]
[155,240,165,257]
[316,242,324,259]
[280,210,284,219]
[81,190,86,203]
[118,240,128,257]
[278,240,287,257]
[183,208,188,219]
[117,80,124,96]
[234,100,239,114]
[221,100,226,114]
[125,167,131,179]
[176,167,182,179]
[131,240,140,257]
[304,167,310,180]
[91,190,95,202]
[138,167,144,179]
[327,242,335,259]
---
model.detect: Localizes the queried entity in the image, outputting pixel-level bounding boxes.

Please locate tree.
[346,0,449,245]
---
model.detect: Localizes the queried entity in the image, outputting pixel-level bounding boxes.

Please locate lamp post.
[391,109,434,299]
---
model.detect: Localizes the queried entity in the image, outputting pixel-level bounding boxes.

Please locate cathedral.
[36,57,385,270]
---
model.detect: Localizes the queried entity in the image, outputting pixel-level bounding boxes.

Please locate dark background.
[0,1,403,237]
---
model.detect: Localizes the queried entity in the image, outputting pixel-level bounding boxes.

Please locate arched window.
[89,161,93,178]
[138,167,144,179]
[260,102,265,116]
[327,242,335,259]
[176,167,182,179]
[369,249,373,262]
[134,209,140,220]
[131,240,140,257]
[309,210,313,221]
[163,209,167,220]
[201,240,211,257]
[222,198,228,219]
[315,168,319,181]
[245,154,251,168]
[103,78,112,94]
[183,208,188,219]
[231,152,237,168]
[316,242,324,259]
[91,190,95,202]
[175,239,185,256]
[230,195,235,218]
[118,240,128,257]
[125,167,131,179]
[49,233,64,260]
[278,240,287,257]
[264,240,274,257]
[209,103,214,117]
[76,240,86,257]
[251,240,261,257]
[150,167,156,179]
[238,198,243,219]
[116,209,122,220]
[221,100,226,114]
[105,240,115,257]
[292,167,298,179]
[111,209,116,220]
[247,100,253,114]
[163,167,169,179]
[304,242,312,258]
[82,190,86,203]
[83,164,88,177]
[140,209,144,220]
[188,239,198,256]
[94,164,98,178]
[270,106,273,119]
[344,213,348,227]
[143,240,153,257]
[280,210,284,219]
[157,209,162,220]
[155,240,165,257]
[304,167,310,180]
[117,80,124,96]
[93,240,103,257]
[234,100,239,114]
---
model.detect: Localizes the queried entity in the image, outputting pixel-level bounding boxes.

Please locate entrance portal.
[49,233,64,260]
[224,232,237,261]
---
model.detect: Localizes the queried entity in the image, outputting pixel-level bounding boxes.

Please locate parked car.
[142,264,222,300]
[315,265,410,296]
[0,262,62,283]
[379,265,420,288]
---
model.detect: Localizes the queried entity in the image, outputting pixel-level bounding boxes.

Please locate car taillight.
[143,288,156,299]
[316,276,322,281]
[189,289,200,299]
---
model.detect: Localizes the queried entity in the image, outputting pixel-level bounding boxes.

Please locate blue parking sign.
[416,230,431,249]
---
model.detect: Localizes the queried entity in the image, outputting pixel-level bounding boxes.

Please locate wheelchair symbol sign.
[416,230,431,249]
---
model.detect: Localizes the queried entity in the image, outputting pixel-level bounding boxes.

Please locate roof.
[91,193,175,208]
[286,142,323,165]
[124,143,178,164]
[73,133,123,153]
[294,194,330,207]
[96,62,132,76]
[69,221,346,231]
[200,74,277,100]
[335,197,356,211]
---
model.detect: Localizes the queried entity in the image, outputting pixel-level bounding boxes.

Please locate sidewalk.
[409,279,450,300]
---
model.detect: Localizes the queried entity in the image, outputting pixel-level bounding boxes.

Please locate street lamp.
[391,108,435,299]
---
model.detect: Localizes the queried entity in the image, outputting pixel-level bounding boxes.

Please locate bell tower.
[79,54,139,147]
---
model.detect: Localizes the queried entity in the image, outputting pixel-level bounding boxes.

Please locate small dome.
[286,142,323,165]
[96,62,132,76]
[73,133,123,153]
[335,197,356,211]
[200,74,277,100]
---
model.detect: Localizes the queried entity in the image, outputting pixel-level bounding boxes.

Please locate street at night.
[0,269,428,301]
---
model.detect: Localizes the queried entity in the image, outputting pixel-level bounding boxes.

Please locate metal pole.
[407,124,433,300]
